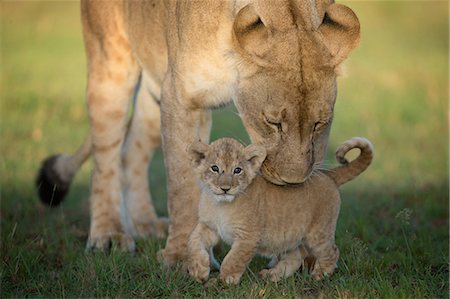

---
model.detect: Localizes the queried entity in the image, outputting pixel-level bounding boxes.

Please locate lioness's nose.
[279,163,312,184]
[221,187,230,193]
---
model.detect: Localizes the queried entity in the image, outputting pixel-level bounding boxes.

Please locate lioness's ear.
[244,144,267,170]
[233,4,269,58]
[188,141,209,168]
[319,4,360,66]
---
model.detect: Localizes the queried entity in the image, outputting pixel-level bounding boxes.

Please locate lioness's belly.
[124,0,168,91]
[124,0,238,109]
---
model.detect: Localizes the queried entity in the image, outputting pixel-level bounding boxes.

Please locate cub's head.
[188,138,266,203]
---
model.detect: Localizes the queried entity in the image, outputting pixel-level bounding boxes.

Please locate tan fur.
[187,137,373,284]
[43,0,360,259]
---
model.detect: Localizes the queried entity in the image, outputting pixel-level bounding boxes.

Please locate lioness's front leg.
[158,76,212,265]
[82,1,140,251]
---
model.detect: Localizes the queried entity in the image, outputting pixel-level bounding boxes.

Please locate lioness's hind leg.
[123,73,168,239]
[82,1,140,251]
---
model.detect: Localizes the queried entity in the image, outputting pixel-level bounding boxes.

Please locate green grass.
[1,1,448,298]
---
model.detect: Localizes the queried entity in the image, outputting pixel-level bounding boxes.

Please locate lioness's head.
[188,138,266,203]
[232,1,360,185]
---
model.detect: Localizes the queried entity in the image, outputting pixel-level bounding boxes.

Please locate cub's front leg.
[187,223,219,282]
[220,239,258,285]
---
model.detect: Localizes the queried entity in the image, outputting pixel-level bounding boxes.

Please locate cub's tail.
[36,134,92,206]
[326,137,374,186]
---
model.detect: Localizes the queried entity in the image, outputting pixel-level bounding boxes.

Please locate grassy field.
[1,1,448,298]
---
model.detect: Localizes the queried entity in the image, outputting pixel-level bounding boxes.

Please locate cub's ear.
[319,4,360,66]
[244,144,267,170]
[188,141,209,168]
[233,4,269,58]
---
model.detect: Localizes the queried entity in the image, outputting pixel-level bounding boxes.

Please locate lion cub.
[187,137,373,284]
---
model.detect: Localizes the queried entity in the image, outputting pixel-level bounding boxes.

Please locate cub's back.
[245,173,341,252]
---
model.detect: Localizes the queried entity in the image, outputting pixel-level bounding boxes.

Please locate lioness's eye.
[211,165,220,173]
[261,112,283,133]
[314,121,328,132]
[264,117,282,132]
[233,167,242,174]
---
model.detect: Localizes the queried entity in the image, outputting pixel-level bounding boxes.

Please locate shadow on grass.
[1,176,448,297]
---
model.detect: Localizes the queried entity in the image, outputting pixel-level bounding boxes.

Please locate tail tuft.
[327,137,374,186]
[35,155,71,207]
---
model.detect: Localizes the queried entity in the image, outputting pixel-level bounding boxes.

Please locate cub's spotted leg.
[259,247,304,282]
[82,1,140,251]
[122,73,168,239]
[187,223,219,282]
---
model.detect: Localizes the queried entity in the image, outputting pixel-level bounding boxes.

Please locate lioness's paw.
[86,233,135,253]
[219,271,242,285]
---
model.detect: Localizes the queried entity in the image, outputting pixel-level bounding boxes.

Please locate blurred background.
[1,1,448,297]
[2,1,447,211]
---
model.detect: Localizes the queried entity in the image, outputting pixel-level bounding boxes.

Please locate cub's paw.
[259,268,283,282]
[311,270,332,281]
[157,248,186,268]
[312,271,326,281]
[219,271,242,285]
[310,260,336,280]
[311,266,333,281]
[86,232,135,253]
[188,257,210,283]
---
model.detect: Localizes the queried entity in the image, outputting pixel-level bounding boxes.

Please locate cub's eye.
[233,167,242,174]
[210,165,220,173]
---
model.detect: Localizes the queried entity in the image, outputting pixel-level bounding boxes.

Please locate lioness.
[36,0,360,265]
[187,137,373,284]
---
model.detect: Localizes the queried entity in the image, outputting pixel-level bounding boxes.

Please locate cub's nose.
[221,187,231,193]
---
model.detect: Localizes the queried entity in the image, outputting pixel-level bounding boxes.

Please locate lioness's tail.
[326,137,373,186]
[36,134,92,206]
